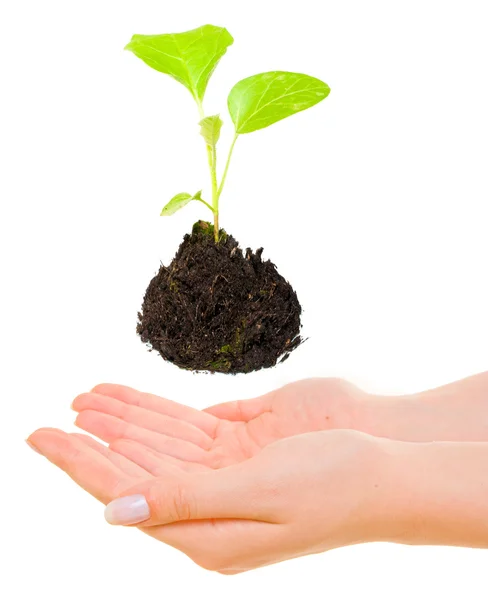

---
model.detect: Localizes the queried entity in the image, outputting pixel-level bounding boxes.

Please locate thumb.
[203,396,270,421]
[104,465,266,527]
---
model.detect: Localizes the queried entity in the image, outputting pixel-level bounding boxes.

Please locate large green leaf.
[161,191,202,216]
[125,25,234,103]
[199,114,223,146]
[228,71,330,134]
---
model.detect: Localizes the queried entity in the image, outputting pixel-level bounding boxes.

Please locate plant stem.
[196,103,239,242]
[210,143,219,240]
[198,101,219,241]
[196,197,215,213]
[217,132,239,199]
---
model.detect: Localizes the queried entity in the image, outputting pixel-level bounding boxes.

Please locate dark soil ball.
[136,221,302,373]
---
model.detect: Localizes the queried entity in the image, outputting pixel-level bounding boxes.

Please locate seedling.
[125,24,330,242]
[128,25,331,373]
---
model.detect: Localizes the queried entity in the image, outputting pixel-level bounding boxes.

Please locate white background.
[1,0,487,597]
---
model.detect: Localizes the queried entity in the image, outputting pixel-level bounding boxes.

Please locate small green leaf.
[228,71,330,134]
[125,25,234,103]
[199,115,223,146]
[161,191,201,216]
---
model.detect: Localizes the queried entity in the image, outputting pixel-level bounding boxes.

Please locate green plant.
[125,24,330,242]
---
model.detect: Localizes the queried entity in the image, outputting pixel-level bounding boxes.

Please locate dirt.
[136,221,303,374]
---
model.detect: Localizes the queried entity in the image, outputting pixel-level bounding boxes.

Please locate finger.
[72,433,151,478]
[75,410,210,465]
[204,395,272,422]
[27,428,136,504]
[90,384,218,437]
[72,393,212,449]
[104,462,278,527]
[109,439,210,474]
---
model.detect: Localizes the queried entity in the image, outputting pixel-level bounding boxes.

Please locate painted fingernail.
[25,439,42,455]
[104,494,150,526]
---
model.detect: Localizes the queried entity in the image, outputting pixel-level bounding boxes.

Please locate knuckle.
[59,444,84,471]
[173,483,194,521]
[154,482,193,522]
[109,438,131,453]
[69,445,84,462]
[119,420,134,439]
[114,400,131,420]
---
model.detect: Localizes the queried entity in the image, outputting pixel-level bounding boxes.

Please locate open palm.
[28,379,364,571]
[68,378,362,471]
[27,426,273,571]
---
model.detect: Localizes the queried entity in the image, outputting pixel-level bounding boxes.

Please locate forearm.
[374,438,488,549]
[356,371,488,442]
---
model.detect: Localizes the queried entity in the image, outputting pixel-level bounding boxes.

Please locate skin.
[27,371,488,573]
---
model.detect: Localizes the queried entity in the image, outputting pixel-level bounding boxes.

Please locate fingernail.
[25,439,42,455]
[104,494,150,526]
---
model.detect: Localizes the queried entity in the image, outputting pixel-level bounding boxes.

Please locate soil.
[136,221,303,373]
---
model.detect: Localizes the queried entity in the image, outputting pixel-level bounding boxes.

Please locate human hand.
[27,427,388,573]
[70,371,488,476]
[27,372,488,573]
[70,379,364,470]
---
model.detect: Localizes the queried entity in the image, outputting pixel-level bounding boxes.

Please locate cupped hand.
[27,427,386,573]
[69,379,363,470]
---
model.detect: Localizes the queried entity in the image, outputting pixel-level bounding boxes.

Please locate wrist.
[353,390,466,443]
[353,393,431,441]
[354,372,488,443]
[371,438,488,548]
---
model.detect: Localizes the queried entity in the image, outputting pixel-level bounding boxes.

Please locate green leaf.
[228,71,330,134]
[125,25,234,103]
[199,114,223,146]
[161,191,202,216]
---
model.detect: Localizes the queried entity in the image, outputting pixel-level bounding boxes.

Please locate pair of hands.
[27,374,488,573]
[29,379,377,573]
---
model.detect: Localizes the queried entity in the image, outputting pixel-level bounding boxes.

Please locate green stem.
[197,101,219,241]
[217,132,239,199]
[196,197,215,213]
[210,143,219,239]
